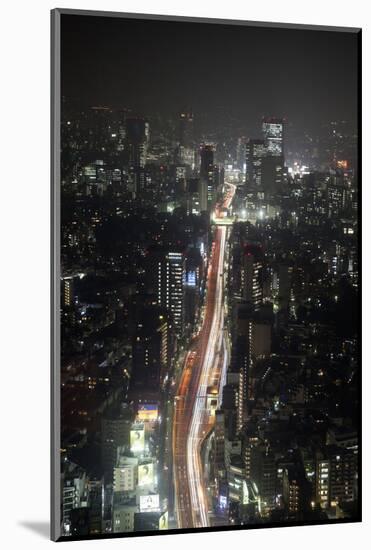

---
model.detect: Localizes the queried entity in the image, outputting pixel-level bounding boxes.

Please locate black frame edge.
[51,7,61,543]
[50,9,362,542]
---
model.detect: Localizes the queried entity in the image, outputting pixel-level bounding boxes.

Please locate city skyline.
[61,14,359,135]
[54,11,360,541]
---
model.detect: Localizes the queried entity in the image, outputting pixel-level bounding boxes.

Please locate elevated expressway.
[173,183,235,528]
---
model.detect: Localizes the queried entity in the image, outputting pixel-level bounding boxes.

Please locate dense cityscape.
[59,15,359,539]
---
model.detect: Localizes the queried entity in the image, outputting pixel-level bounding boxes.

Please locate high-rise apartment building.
[147,249,186,338]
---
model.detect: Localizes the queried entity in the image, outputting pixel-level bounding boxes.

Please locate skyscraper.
[234,299,271,432]
[245,139,266,189]
[262,117,284,157]
[148,249,186,338]
[236,136,247,172]
[176,112,194,166]
[200,144,216,210]
[261,155,284,196]
[126,118,150,195]
[235,333,251,431]
[241,244,263,311]
[178,112,194,148]
[126,118,150,168]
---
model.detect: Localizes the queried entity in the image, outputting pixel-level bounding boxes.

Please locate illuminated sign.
[219,495,227,509]
[138,463,154,487]
[159,511,168,530]
[139,494,160,512]
[337,160,348,170]
[185,270,196,287]
[137,404,158,422]
[130,426,145,454]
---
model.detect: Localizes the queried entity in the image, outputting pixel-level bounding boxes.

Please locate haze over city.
[58,13,359,539]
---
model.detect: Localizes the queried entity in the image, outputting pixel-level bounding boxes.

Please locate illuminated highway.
[173,183,235,529]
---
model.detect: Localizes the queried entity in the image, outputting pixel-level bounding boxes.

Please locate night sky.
[61,13,359,134]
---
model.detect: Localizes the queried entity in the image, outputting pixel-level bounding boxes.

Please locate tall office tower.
[173,164,188,193]
[278,263,293,313]
[147,249,186,338]
[126,118,150,167]
[245,139,266,189]
[262,117,284,157]
[214,410,226,477]
[126,118,149,196]
[200,144,216,210]
[235,333,252,432]
[327,175,349,218]
[261,155,284,195]
[130,308,169,399]
[235,302,272,431]
[241,244,263,311]
[233,303,254,432]
[179,112,194,148]
[176,112,194,167]
[101,407,134,480]
[185,177,201,215]
[198,176,208,212]
[184,248,203,327]
[236,136,247,172]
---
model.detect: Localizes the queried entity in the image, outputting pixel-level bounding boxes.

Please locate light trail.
[173,182,236,529]
[187,226,226,527]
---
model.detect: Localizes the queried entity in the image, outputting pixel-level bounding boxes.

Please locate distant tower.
[262,117,284,157]
[245,139,266,189]
[241,244,263,311]
[236,136,247,172]
[179,112,194,148]
[148,249,186,338]
[176,112,195,167]
[126,118,149,196]
[200,144,216,211]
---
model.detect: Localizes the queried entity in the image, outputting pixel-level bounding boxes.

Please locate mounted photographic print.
[51,9,361,541]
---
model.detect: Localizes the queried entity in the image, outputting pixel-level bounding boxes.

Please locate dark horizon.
[61,14,359,136]
[56,11,359,540]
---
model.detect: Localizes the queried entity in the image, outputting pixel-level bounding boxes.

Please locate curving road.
[173,183,235,529]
